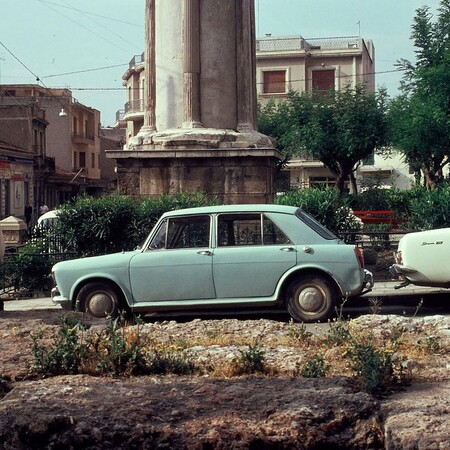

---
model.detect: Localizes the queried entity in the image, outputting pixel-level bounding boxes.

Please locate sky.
[0,0,442,127]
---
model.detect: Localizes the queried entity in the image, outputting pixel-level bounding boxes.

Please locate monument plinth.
[107,0,281,204]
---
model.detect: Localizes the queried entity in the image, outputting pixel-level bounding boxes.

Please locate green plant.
[417,336,442,354]
[300,355,328,378]
[276,187,361,234]
[287,319,312,343]
[365,223,391,250]
[8,241,56,293]
[237,344,266,374]
[92,314,149,377]
[325,301,351,345]
[30,316,90,377]
[349,341,395,394]
[146,347,196,375]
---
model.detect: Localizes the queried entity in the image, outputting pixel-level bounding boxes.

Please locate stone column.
[183,0,202,128]
[236,0,257,132]
[143,0,156,132]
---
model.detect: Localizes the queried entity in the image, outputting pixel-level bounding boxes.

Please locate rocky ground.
[0,305,449,449]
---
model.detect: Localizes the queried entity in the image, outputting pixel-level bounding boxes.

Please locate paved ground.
[2,281,449,312]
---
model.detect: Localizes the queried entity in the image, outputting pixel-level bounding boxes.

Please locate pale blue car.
[51,204,373,322]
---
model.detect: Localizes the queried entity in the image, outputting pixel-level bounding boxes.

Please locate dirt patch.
[0,308,449,449]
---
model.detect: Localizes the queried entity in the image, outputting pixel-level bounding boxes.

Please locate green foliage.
[287,319,312,343]
[301,355,328,378]
[7,241,56,293]
[349,342,394,394]
[277,187,362,234]
[55,192,215,256]
[29,314,197,378]
[407,185,450,230]
[146,348,196,375]
[392,1,450,189]
[259,85,389,193]
[93,315,149,377]
[237,344,266,374]
[30,316,89,377]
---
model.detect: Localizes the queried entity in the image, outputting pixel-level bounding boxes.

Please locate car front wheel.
[286,276,336,322]
[76,282,122,319]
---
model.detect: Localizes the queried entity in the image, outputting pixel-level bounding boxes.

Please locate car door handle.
[197,250,212,256]
[280,247,296,252]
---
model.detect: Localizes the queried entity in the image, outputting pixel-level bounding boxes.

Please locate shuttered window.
[312,70,335,91]
[263,70,286,94]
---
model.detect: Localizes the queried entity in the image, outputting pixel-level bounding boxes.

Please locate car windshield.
[296,209,338,240]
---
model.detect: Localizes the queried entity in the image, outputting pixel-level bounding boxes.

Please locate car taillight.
[354,246,364,269]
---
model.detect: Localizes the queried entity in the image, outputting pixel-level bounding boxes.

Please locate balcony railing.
[128,52,145,70]
[257,35,360,53]
[124,99,144,115]
[115,109,125,122]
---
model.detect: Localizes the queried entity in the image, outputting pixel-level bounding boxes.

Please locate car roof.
[37,210,59,225]
[161,204,299,218]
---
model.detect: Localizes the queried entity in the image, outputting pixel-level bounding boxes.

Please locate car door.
[212,213,297,298]
[129,215,215,302]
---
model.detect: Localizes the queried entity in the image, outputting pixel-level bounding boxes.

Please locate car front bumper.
[51,286,72,310]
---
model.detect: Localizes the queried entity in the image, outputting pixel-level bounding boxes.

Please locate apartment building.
[115,53,145,143]
[256,34,376,191]
[0,85,103,212]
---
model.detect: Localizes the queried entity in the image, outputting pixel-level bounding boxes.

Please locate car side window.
[166,215,211,249]
[218,214,262,246]
[263,216,292,245]
[218,213,291,246]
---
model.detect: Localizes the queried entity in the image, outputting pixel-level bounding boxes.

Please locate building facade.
[256,34,378,192]
[0,85,103,215]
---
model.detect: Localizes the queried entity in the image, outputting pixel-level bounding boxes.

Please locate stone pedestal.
[108,0,280,204]
[0,216,27,247]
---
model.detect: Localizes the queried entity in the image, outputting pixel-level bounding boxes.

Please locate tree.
[391,0,450,189]
[258,84,388,194]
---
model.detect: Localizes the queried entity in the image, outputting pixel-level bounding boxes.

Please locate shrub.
[301,355,328,378]
[406,185,450,230]
[277,187,361,234]
[56,192,215,257]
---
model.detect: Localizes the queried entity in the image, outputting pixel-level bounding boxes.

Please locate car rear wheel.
[77,282,122,319]
[286,276,336,322]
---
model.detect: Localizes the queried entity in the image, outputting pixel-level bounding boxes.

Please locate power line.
[36,0,134,54]
[41,64,128,79]
[39,0,143,28]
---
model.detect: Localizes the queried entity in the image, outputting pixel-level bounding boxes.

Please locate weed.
[349,341,395,394]
[325,303,351,346]
[301,355,328,378]
[287,319,312,343]
[93,315,148,377]
[237,343,266,374]
[147,345,196,375]
[368,297,382,315]
[30,316,90,377]
[417,336,442,354]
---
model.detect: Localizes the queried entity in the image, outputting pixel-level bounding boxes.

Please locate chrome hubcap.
[87,292,114,317]
[297,287,324,313]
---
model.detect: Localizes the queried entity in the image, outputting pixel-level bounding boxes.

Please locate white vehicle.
[37,210,59,228]
[390,228,450,289]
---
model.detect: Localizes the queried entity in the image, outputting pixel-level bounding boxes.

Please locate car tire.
[77,282,122,319]
[286,276,336,322]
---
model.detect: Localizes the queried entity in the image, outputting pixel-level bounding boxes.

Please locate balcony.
[115,109,126,128]
[72,131,94,144]
[124,99,144,121]
[122,52,145,80]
